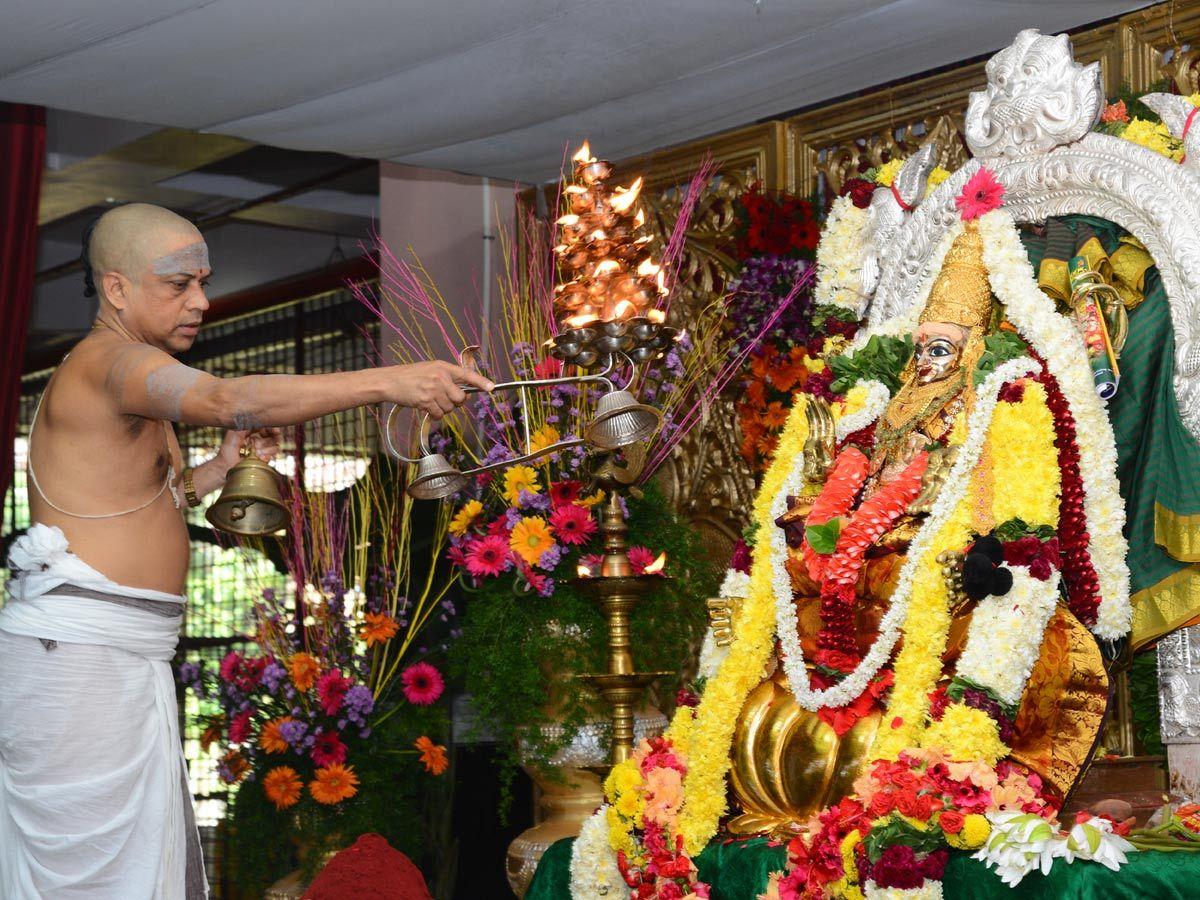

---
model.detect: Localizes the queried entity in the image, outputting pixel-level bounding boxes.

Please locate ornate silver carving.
[871,28,1200,443]
[1160,626,1200,743]
[860,142,940,300]
[965,29,1102,160]
[1142,92,1200,173]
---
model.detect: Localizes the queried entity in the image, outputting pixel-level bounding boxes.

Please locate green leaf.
[829,334,913,395]
[974,331,1030,387]
[805,518,842,555]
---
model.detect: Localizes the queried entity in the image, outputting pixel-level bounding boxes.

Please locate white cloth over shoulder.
[0,524,207,900]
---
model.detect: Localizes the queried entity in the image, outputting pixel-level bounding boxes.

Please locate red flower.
[401,661,445,706]
[939,809,966,835]
[533,356,563,379]
[999,381,1026,403]
[311,730,348,767]
[548,480,583,506]
[729,538,753,574]
[219,652,267,692]
[869,844,925,890]
[315,670,351,716]
[549,503,597,546]
[627,546,663,575]
[842,177,877,209]
[955,167,1006,220]
[675,687,700,708]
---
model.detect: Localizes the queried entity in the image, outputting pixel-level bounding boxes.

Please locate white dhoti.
[0,525,207,899]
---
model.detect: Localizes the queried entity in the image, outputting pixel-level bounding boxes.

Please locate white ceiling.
[0,1,1152,182]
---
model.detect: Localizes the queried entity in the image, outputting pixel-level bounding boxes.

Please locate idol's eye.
[924,339,956,359]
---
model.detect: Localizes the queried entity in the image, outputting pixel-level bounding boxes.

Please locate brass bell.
[585,389,661,450]
[206,447,290,536]
[406,453,470,501]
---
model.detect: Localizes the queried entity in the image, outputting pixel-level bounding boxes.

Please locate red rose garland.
[1035,363,1101,627]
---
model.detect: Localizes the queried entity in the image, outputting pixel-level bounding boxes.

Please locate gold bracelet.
[182,467,202,508]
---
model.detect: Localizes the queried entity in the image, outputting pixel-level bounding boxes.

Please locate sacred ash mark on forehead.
[152,241,210,277]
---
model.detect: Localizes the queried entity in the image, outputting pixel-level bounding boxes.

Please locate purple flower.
[519,489,551,512]
[261,661,287,693]
[278,719,309,749]
[343,684,375,725]
[538,544,564,571]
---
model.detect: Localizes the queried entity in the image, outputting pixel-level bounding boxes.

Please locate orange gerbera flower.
[200,714,225,752]
[415,736,450,776]
[744,379,767,408]
[763,401,790,429]
[288,652,321,693]
[258,716,293,755]
[263,766,303,810]
[769,357,805,392]
[360,612,399,647]
[309,763,360,805]
[219,749,250,784]
[749,352,774,380]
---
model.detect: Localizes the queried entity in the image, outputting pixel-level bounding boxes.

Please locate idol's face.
[914,322,968,385]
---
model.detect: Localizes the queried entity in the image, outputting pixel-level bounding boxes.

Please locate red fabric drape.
[0,103,45,506]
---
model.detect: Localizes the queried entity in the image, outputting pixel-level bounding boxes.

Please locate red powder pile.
[303,833,433,900]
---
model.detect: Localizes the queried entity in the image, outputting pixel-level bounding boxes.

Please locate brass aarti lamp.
[387,141,680,770]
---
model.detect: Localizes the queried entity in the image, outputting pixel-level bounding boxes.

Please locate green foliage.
[450,483,716,817]
[1130,648,1165,756]
[805,518,842,555]
[863,814,946,863]
[226,703,453,896]
[829,334,914,395]
[991,517,1056,543]
[812,303,860,331]
[973,332,1030,387]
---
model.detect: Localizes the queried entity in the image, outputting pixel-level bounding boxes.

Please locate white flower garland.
[771,357,1037,711]
[864,880,945,900]
[953,567,1061,707]
[697,568,751,678]
[815,195,872,317]
[834,379,890,441]
[976,211,1132,640]
[570,806,628,899]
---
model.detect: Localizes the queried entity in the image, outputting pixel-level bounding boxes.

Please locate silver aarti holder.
[383,345,662,500]
[548,315,677,368]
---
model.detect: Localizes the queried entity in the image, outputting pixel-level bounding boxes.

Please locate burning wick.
[644,552,667,575]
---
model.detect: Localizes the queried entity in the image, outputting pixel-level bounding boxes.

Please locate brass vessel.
[206,448,290,536]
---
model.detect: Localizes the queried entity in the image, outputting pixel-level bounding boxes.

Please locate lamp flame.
[573,142,593,164]
[556,213,580,226]
[648,309,666,324]
[633,209,646,228]
[609,177,644,213]
[565,184,588,194]
[637,258,661,278]
[593,259,620,276]
[613,300,634,319]
[565,313,600,328]
[577,563,591,578]
[644,552,667,574]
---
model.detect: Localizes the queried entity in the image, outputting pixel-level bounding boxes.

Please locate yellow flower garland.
[675,396,812,853]
[989,382,1059,528]
[921,704,1008,767]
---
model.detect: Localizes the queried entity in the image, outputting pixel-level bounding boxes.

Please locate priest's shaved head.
[85,203,211,354]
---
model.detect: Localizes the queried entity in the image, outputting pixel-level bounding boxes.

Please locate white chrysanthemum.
[815,196,871,316]
[569,806,628,899]
[955,568,1060,706]
[864,880,945,899]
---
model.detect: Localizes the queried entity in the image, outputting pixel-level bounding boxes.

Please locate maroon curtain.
[0,103,45,505]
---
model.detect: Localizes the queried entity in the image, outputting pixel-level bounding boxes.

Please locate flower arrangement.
[179,447,458,890]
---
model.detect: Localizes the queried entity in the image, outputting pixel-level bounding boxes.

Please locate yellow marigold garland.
[675,397,812,853]
[872,494,974,759]
[989,381,1059,528]
[921,703,1008,767]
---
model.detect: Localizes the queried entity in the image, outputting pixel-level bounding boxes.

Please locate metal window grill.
[3,283,380,897]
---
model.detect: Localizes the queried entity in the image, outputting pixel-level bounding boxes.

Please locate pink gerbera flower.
[955,167,1005,220]
[311,730,348,767]
[316,670,351,716]
[465,534,512,577]
[549,503,597,546]
[228,708,254,744]
[627,545,657,575]
[402,662,445,706]
[548,480,583,506]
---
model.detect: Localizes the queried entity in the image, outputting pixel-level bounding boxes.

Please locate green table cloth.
[528,835,1200,898]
